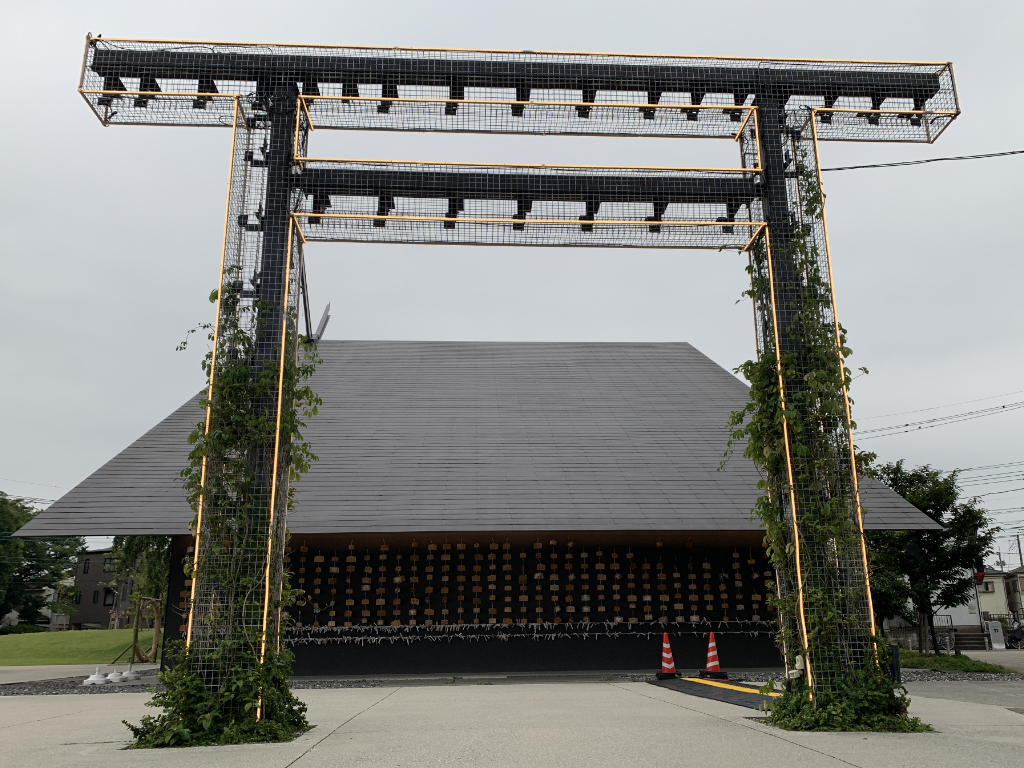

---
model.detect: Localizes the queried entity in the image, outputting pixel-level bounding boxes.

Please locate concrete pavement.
[2,680,1024,767]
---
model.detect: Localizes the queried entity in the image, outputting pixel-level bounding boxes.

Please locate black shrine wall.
[163,534,782,673]
[291,630,779,676]
[281,536,780,674]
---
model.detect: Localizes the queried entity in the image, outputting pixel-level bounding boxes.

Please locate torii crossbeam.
[79,36,958,699]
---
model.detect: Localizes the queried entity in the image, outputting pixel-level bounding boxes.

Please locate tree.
[865,460,997,654]
[0,496,27,621]
[109,535,171,662]
[0,493,85,624]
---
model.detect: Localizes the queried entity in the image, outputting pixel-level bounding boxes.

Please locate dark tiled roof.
[17,341,939,536]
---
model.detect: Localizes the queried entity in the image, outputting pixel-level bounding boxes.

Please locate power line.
[969,486,1024,498]
[857,391,1024,421]
[856,401,1024,440]
[0,477,68,490]
[958,470,1024,486]
[1,496,55,506]
[960,479,1024,489]
[821,149,1024,172]
[957,461,1024,473]
[959,470,1024,481]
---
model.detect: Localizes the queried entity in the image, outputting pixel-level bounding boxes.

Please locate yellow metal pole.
[186,96,243,648]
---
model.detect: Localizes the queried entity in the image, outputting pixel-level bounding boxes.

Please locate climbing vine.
[123,284,319,747]
[726,137,922,729]
[761,642,930,732]
[125,642,310,747]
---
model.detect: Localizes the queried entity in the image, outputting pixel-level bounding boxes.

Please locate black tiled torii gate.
[79,37,959,698]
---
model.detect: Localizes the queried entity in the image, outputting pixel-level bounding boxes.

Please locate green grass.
[898,649,1017,674]
[0,628,162,666]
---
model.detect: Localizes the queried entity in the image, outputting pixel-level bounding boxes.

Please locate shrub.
[124,642,311,748]
[0,623,46,635]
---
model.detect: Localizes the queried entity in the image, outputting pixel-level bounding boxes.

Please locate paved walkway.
[2,680,1023,767]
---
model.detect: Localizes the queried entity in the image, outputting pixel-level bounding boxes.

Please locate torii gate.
[79,36,958,698]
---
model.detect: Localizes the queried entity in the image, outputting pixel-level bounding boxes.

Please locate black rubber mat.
[648,677,777,710]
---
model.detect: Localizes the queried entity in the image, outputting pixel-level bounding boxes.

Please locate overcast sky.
[2,0,1022,564]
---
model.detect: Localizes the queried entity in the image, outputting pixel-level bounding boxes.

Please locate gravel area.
[0,672,162,696]
[289,679,385,689]
[3,667,1017,695]
[898,669,1021,682]
[0,674,387,695]
[736,669,1020,683]
[725,671,785,684]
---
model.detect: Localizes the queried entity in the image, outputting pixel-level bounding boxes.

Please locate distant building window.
[102,557,114,573]
[74,593,81,605]
[92,590,99,604]
[102,589,116,607]
[83,559,90,574]
[980,581,996,593]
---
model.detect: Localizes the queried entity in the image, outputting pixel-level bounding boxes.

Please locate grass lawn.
[898,648,1017,674]
[0,629,161,666]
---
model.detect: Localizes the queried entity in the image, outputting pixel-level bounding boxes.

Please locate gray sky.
[3,0,1022,564]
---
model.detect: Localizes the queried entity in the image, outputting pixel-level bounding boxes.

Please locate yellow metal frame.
[260,216,296,668]
[294,154,761,174]
[78,86,956,150]
[809,109,877,638]
[815,107,957,117]
[811,107,960,144]
[87,36,954,67]
[185,96,243,647]
[78,89,238,127]
[292,214,766,248]
[297,94,757,139]
[294,213,764,226]
[760,227,814,697]
[299,94,756,111]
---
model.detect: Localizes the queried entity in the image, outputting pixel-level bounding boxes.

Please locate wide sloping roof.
[18,341,939,536]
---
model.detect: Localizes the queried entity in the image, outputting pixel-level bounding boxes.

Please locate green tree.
[109,536,172,661]
[0,493,85,624]
[866,461,997,653]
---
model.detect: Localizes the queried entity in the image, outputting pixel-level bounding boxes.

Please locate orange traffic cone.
[699,632,729,680]
[656,632,677,680]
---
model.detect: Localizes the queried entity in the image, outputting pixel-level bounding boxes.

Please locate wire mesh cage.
[78,35,961,701]
[744,109,876,693]
[293,158,764,250]
[184,99,305,692]
[80,38,957,142]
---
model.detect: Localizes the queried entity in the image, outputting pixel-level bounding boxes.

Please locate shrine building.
[18,341,938,674]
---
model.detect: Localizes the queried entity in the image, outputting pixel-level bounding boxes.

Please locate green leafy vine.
[124,282,319,747]
[726,138,924,730]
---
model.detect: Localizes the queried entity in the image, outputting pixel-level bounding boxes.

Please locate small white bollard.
[121,664,141,682]
[106,670,124,683]
[82,667,108,686]
[988,621,1006,651]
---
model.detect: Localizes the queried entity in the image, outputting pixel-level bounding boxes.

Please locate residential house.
[68,548,130,629]
[978,569,1010,621]
[1005,566,1024,621]
[883,575,987,651]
